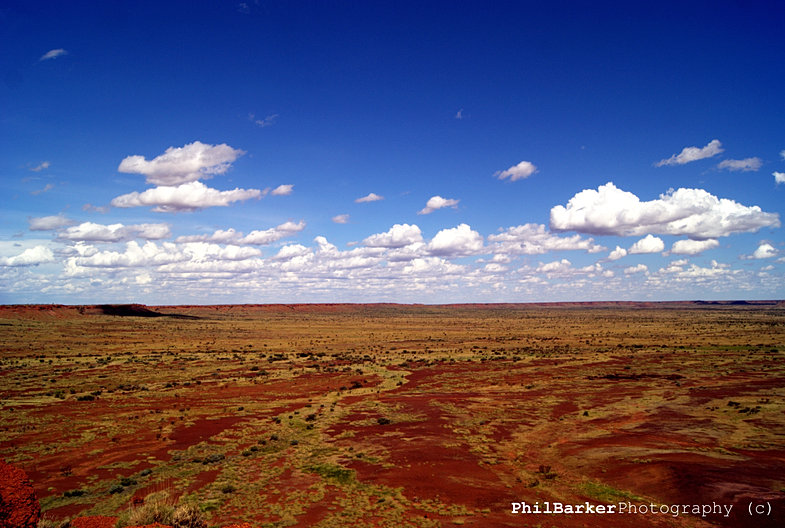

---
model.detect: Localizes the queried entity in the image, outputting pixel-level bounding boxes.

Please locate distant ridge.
[0,301,782,320]
[95,304,199,318]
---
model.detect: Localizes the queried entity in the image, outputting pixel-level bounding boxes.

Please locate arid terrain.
[1,302,784,527]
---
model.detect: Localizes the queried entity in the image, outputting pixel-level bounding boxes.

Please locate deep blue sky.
[2,1,784,303]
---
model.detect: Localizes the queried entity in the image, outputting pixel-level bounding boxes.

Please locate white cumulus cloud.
[427,224,483,256]
[629,234,665,254]
[110,181,263,212]
[271,184,293,196]
[0,246,55,266]
[242,221,305,244]
[488,223,604,255]
[717,157,762,172]
[30,161,50,172]
[655,139,724,166]
[58,222,171,242]
[624,264,648,275]
[550,182,779,239]
[495,160,538,181]
[752,243,778,259]
[176,221,304,245]
[670,239,720,255]
[118,141,245,185]
[418,195,459,215]
[774,172,785,184]
[67,241,261,271]
[607,246,628,260]
[363,224,423,248]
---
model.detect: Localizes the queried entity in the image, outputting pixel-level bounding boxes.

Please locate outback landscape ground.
[1,302,784,528]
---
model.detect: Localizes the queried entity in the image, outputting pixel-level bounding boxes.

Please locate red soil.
[0,460,40,528]
[71,516,117,528]
[3,303,783,528]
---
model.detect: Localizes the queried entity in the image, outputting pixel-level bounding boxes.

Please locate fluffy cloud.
[58,222,171,242]
[752,243,778,259]
[655,139,723,166]
[0,246,55,266]
[624,264,648,274]
[607,246,627,260]
[670,239,720,255]
[418,195,459,215]
[530,259,611,280]
[332,214,350,224]
[176,221,305,245]
[628,234,665,254]
[774,172,785,184]
[717,157,762,172]
[242,221,305,244]
[488,223,604,255]
[30,161,50,172]
[495,160,538,181]
[403,257,465,276]
[273,244,311,260]
[29,214,73,231]
[40,49,67,61]
[427,224,483,256]
[270,184,293,196]
[363,224,423,248]
[67,241,261,271]
[355,192,384,203]
[118,141,245,185]
[550,182,779,239]
[537,258,572,274]
[655,259,732,280]
[110,181,263,212]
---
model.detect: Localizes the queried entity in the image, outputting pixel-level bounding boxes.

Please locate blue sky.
[2,1,784,304]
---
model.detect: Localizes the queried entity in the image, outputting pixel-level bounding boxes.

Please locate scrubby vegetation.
[3,303,785,527]
[115,495,206,528]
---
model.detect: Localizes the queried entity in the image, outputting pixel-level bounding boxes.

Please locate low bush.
[115,496,207,528]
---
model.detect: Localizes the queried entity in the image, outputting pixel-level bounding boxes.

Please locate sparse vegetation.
[3,303,784,526]
[115,494,206,528]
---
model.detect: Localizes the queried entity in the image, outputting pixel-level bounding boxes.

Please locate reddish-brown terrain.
[1,303,784,527]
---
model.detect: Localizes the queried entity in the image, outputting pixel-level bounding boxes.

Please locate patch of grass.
[115,493,207,528]
[305,463,355,484]
[579,480,644,503]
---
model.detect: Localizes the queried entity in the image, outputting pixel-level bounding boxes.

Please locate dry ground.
[1,302,784,527]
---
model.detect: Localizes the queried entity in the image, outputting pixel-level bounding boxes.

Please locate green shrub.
[306,463,354,484]
[202,453,225,464]
[63,489,86,497]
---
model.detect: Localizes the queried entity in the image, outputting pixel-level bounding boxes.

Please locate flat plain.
[1,302,784,527]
